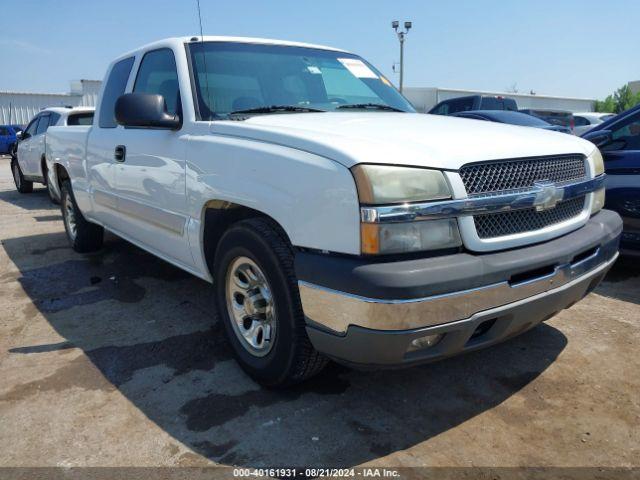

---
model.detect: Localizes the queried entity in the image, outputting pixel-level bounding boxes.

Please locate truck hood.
[210,112,597,170]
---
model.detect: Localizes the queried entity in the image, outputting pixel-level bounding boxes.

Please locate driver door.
[112,47,192,267]
[16,116,41,176]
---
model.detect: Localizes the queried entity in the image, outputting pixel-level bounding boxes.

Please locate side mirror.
[582,129,612,148]
[15,131,23,140]
[115,93,181,130]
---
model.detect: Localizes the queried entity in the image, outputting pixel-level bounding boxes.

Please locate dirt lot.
[0,155,639,473]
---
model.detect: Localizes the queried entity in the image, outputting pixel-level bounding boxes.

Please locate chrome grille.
[460,155,586,196]
[474,197,586,239]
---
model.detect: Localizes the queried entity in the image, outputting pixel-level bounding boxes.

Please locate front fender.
[186,133,361,255]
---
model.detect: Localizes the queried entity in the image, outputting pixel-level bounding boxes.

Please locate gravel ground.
[0,155,638,476]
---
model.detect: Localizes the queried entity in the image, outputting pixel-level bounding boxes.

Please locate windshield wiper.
[229,105,327,115]
[336,103,406,112]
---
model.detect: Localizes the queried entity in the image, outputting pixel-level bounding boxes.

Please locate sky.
[0,0,637,100]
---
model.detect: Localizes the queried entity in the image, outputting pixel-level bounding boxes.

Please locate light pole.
[392,20,412,93]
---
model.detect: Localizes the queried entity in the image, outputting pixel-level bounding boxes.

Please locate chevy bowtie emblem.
[533,180,564,212]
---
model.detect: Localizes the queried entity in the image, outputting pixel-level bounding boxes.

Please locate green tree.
[614,85,634,113]
[594,95,616,113]
[595,84,640,113]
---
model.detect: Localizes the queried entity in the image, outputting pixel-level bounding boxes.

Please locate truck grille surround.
[459,154,588,240]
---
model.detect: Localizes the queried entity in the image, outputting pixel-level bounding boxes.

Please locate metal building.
[0,79,102,125]
[404,87,595,113]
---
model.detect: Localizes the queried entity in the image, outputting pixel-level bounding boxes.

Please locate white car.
[46,37,621,386]
[11,106,94,201]
[573,112,615,136]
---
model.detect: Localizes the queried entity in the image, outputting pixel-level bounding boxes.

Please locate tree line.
[594,84,640,114]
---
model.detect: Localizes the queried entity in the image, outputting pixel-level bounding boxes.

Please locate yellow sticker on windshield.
[380,76,392,86]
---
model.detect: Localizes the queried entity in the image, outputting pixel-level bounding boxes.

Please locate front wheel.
[11,158,33,193]
[60,180,104,253]
[213,218,327,387]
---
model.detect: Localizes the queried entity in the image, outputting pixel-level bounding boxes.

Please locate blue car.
[583,104,640,257]
[0,125,23,156]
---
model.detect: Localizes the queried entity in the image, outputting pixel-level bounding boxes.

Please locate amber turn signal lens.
[361,223,380,254]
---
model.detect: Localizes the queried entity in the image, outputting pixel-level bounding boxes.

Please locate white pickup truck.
[46,36,622,386]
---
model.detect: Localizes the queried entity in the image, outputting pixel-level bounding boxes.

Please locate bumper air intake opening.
[570,246,599,266]
[509,264,556,287]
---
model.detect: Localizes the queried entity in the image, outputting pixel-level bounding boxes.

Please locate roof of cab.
[112,36,349,62]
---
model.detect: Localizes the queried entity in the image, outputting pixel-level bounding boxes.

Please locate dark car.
[429,95,518,115]
[519,109,575,134]
[452,110,572,133]
[0,125,23,156]
[583,103,640,256]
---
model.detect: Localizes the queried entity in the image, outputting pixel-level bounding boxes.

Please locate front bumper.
[296,210,622,367]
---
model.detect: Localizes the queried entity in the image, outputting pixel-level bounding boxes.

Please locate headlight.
[588,148,605,215]
[591,188,605,215]
[353,164,461,255]
[590,148,604,176]
[361,219,462,255]
[351,164,451,204]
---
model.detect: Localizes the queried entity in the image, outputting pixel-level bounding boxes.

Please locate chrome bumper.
[299,239,618,335]
[305,254,616,367]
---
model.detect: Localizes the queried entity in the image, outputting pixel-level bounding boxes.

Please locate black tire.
[60,179,104,253]
[213,217,327,387]
[43,163,59,204]
[11,158,33,193]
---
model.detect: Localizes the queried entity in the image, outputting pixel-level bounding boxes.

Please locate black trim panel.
[295,209,622,300]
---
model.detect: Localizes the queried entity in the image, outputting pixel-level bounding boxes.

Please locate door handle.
[114,145,126,162]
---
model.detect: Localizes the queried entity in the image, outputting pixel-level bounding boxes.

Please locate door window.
[35,115,50,135]
[0,127,8,136]
[430,103,449,115]
[606,114,640,151]
[49,112,61,126]
[24,117,40,137]
[133,48,180,116]
[574,116,589,127]
[443,98,474,114]
[99,57,135,128]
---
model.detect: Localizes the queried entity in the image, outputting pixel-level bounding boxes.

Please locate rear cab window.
[99,57,135,128]
[67,113,94,126]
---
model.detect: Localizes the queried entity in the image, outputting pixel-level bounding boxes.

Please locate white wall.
[0,80,102,125]
[404,87,595,113]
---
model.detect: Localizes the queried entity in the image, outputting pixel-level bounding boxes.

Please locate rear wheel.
[11,158,33,193]
[60,180,103,253]
[213,218,327,387]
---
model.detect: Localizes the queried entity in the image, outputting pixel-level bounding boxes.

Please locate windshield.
[188,42,415,119]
